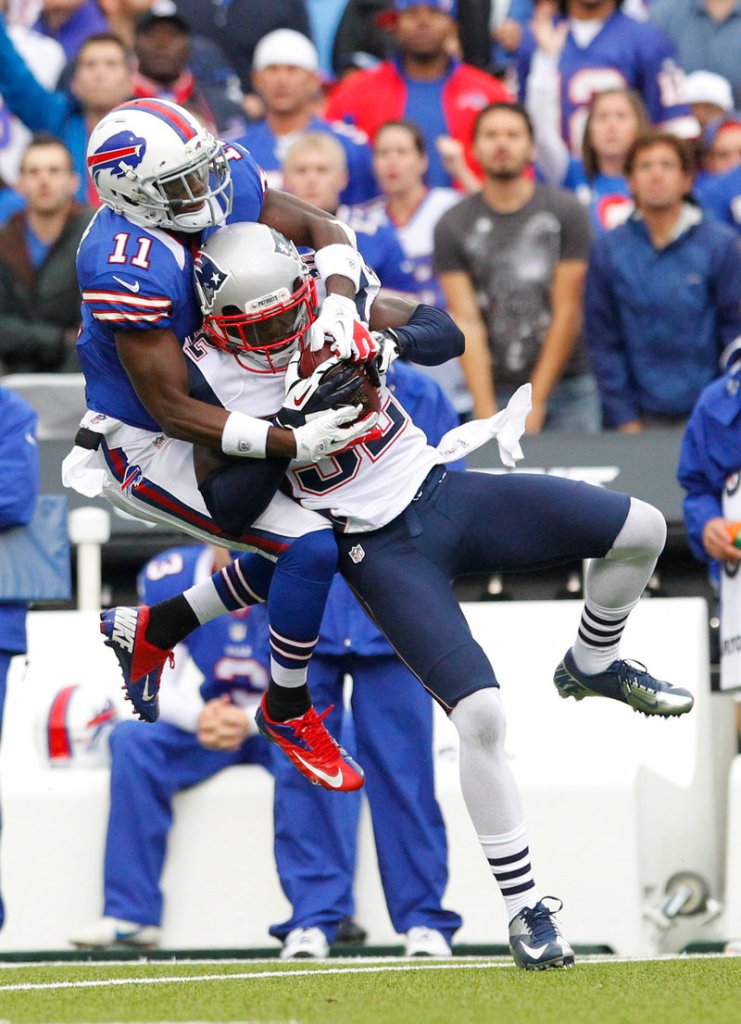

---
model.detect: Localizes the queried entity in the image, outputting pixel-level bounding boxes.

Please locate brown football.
[298,342,381,414]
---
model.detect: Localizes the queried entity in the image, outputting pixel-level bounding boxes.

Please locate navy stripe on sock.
[492,865,531,882]
[499,880,536,896]
[487,847,529,866]
[583,609,628,628]
[578,628,622,648]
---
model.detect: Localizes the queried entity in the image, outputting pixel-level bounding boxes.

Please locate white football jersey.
[186,338,439,533]
[284,388,438,532]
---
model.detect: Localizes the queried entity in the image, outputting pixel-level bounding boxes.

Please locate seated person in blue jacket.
[272,359,464,960]
[69,543,273,949]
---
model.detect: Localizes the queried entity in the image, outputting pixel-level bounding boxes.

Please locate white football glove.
[292,405,379,463]
[313,294,380,362]
[435,384,532,468]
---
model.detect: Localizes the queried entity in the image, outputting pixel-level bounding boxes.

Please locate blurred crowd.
[1,0,741,430]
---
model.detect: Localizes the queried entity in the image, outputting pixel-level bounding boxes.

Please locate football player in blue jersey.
[64,95,394,793]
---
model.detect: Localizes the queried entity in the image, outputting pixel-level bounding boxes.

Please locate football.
[298,341,381,415]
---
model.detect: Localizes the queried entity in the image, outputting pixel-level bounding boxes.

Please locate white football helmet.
[194,222,319,373]
[86,97,233,231]
[36,684,119,769]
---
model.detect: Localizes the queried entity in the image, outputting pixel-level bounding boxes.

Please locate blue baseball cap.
[382,0,456,23]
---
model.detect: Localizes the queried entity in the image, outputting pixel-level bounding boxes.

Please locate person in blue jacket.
[0,19,132,204]
[69,543,274,949]
[678,348,741,575]
[585,133,741,431]
[270,360,464,960]
[0,386,39,928]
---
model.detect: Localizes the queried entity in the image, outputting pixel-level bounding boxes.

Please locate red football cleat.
[100,606,174,722]
[255,694,365,791]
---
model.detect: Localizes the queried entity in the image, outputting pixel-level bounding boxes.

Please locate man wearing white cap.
[684,69,735,132]
[235,28,377,206]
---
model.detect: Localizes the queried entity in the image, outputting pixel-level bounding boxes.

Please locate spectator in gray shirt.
[434,101,599,434]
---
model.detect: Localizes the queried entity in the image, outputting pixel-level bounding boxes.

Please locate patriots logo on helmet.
[270,229,298,259]
[87,131,147,180]
[194,251,229,310]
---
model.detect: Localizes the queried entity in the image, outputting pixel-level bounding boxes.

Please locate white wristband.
[314,243,362,291]
[221,411,270,458]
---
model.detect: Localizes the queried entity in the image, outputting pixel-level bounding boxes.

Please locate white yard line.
[0,952,733,993]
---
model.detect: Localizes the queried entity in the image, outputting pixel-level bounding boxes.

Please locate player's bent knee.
[280,529,337,581]
[425,641,498,709]
[610,497,667,561]
[450,689,508,753]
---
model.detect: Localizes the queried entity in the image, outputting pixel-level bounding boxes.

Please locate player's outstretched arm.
[369,298,465,367]
[116,326,299,458]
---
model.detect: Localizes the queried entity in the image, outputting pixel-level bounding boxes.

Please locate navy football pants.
[336,470,631,710]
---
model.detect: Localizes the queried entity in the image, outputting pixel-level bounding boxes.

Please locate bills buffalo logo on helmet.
[194,251,229,310]
[87,131,147,180]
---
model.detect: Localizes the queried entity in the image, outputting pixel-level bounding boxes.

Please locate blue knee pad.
[269,531,338,643]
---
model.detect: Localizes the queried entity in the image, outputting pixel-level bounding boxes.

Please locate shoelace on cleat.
[293,705,343,768]
[520,900,562,943]
[616,659,660,692]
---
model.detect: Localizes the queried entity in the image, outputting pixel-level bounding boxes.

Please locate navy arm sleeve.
[394,304,465,366]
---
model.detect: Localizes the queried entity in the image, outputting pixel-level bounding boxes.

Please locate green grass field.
[0,954,739,1024]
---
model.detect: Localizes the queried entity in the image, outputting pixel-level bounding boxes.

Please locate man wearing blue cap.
[325,0,511,191]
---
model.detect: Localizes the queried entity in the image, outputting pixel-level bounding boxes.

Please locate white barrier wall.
[721,756,741,941]
[0,600,735,954]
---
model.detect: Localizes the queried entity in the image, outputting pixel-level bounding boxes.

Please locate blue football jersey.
[138,545,271,704]
[76,141,267,430]
[518,11,695,154]
[235,115,377,206]
[563,159,634,233]
[338,202,417,294]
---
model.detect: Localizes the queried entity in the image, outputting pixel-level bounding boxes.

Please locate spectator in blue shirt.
[0,19,133,205]
[235,29,376,206]
[270,360,464,960]
[34,0,108,61]
[585,133,741,430]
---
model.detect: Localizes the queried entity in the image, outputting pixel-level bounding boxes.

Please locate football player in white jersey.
[103,220,695,970]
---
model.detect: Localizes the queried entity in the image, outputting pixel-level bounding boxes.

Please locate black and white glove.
[369,328,402,383]
[292,405,379,463]
[276,352,367,428]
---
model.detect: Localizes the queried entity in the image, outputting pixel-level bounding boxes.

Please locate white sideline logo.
[111,608,137,653]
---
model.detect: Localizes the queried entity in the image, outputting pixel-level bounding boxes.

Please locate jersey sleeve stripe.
[92,311,168,323]
[82,291,171,308]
